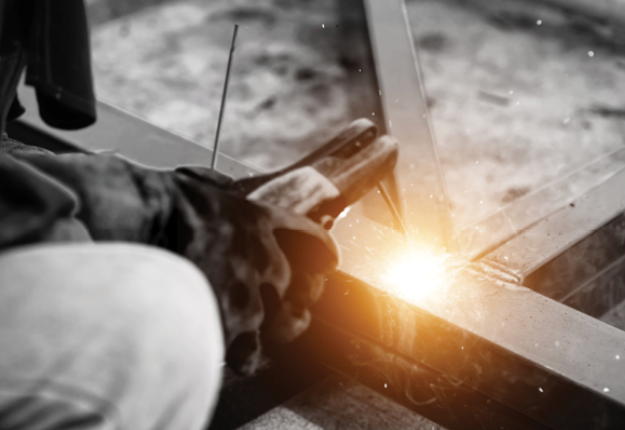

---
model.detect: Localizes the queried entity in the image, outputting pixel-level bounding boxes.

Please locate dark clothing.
[0,136,81,249]
[0,0,96,132]
[0,0,339,378]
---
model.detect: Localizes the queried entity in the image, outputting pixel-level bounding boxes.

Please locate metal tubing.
[456,147,625,261]
[315,246,625,429]
[15,82,257,178]
[362,0,454,251]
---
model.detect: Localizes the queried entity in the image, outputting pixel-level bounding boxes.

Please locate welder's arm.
[11,150,339,374]
[11,124,398,375]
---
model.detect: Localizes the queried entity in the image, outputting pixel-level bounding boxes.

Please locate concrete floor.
[239,375,446,430]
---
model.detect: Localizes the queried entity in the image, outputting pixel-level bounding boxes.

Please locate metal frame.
[363,0,454,250]
[12,1,625,428]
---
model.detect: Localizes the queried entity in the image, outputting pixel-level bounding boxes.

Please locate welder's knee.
[0,243,224,430]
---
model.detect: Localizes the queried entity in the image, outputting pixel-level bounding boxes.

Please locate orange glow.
[381,246,453,302]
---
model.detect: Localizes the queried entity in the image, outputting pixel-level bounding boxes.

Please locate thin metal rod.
[377,182,409,243]
[211,24,239,170]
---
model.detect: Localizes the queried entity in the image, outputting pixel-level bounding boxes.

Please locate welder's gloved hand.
[172,168,339,375]
[14,149,340,375]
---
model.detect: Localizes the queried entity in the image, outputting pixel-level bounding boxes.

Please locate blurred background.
[85,0,625,233]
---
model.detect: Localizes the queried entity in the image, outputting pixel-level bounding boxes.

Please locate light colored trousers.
[0,243,225,430]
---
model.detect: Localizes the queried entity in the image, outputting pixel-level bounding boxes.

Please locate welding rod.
[377,182,409,244]
[211,24,239,171]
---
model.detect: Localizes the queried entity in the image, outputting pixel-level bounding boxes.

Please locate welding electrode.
[377,182,409,243]
[210,24,239,171]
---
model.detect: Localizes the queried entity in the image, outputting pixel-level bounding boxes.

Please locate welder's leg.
[0,243,224,430]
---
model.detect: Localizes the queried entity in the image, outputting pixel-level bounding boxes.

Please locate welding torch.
[199,118,404,237]
[206,25,408,239]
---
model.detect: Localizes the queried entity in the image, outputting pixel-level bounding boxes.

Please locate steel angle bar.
[561,252,625,319]
[322,213,625,429]
[521,211,625,306]
[484,165,625,282]
[456,146,625,261]
[362,0,454,250]
[459,149,625,318]
[295,317,552,430]
[13,83,257,178]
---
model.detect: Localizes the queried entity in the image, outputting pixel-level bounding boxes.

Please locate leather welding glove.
[172,168,339,375]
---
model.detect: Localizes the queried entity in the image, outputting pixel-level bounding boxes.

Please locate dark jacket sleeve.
[0,151,89,251]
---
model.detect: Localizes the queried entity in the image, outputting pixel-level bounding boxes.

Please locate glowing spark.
[337,206,351,221]
[381,247,451,302]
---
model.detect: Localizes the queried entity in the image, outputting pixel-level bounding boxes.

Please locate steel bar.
[290,317,552,430]
[337,0,405,231]
[316,229,625,429]
[562,253,625,319]
[522,212,625,302]
[14,82,257,178]
[486,164,625,280]
[455,146,625,261]
[363,0,454,251]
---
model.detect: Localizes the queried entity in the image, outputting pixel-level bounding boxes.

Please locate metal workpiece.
[328,209,625,429]
[298,317,552,430]
[562,252,625,319]
[523,212,625,303]
[455,146,625,262]
[314,268,625,428]
[14,83,258,178]
[486,163,625,280]
[362,0,454,250]
[453,150,625,320]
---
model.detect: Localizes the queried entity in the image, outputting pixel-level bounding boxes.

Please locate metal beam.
[363,0,454,250]
[456,147,625,261]
[318,218,625,428]
[295,317,552,430]
[485,165,625,281]
[14,83,256,179]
